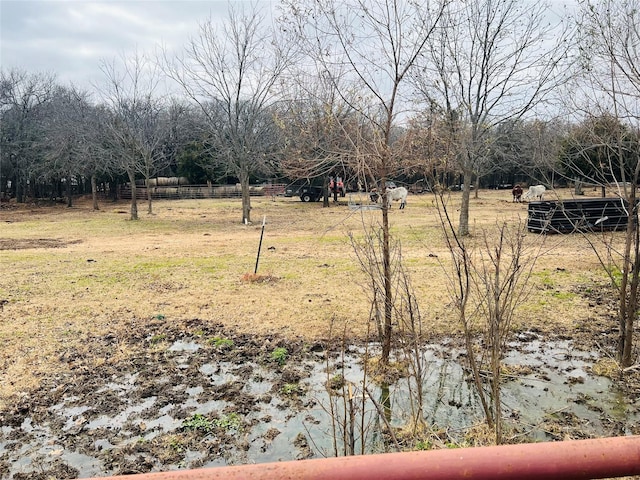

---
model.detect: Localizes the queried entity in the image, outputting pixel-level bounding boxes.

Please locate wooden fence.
[119,184,286,200]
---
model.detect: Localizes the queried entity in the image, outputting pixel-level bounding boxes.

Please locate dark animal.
[512,184,523,202]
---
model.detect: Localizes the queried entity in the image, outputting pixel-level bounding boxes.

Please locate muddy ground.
[1,313,639,479]
[1,318,318,478]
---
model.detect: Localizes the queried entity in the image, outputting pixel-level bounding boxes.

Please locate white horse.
[523,185,546,201]
[386,186,408,209]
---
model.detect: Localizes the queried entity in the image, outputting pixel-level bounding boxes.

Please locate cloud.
[0,0,268,91]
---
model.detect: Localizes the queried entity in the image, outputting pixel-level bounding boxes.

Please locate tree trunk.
[66,174,73,207]
[147,178,153,214]
[145,159,153,215]
[16,175,24,203]
[323,177,330,207]
[127,169,138,220]
[620,185,638,367]
[491,255,503,444]
[111,180,119,202]
[91,175,99,210]
[381,183,393,366]
[240,171,251,224]
[458,171,473,236]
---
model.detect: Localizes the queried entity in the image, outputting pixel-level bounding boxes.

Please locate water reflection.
[1,334,637,478]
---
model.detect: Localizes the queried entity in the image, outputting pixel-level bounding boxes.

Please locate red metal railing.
[84,436,640,480]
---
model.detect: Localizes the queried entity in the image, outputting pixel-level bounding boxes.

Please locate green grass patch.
[149,333,167,345]
[207,336,234,349]
[533,270,555,289]
[213,413,242,431]
[281,383,304,396]
[549,290,577,300]
[270,347,288,365]
[181,413,214,433]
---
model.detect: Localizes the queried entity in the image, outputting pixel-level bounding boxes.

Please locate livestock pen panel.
[527,197,634,234]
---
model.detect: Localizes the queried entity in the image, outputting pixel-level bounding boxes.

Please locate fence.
[119,184,286,200]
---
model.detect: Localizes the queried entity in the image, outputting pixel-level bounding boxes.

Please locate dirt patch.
[11,460,78,480]
[0,238,81,250]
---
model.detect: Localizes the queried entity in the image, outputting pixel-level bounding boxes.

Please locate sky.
[1,0,578,96]
[0,0,276,91]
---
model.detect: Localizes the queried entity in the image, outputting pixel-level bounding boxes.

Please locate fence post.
[254,215,266,274]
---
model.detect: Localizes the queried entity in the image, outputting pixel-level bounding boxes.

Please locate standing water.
[0,331,637,478]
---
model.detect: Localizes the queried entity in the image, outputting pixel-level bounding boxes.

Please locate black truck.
[298,185,324,202]
[284,182,325,202]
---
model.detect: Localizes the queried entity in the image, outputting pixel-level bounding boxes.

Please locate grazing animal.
[512,184,523,202]
[385,186,408,209]
[523,184,546,201]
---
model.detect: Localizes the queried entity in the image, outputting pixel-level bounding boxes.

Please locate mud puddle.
[1,325,639,479]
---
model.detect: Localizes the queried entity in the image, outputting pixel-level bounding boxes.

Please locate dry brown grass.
[0,188,621,406]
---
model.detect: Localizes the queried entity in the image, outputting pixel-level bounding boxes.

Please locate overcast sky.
[0,0,276,91]
[1,0,577,96]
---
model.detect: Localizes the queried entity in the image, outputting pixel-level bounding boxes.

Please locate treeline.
[1,0,639,227]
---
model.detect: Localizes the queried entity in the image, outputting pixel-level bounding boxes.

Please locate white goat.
[386,186,408,209]
[523,184,546,201]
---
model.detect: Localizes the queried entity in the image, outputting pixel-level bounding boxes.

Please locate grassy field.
[0,188,621,406]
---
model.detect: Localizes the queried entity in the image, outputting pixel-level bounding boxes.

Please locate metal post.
[254,215,266,274]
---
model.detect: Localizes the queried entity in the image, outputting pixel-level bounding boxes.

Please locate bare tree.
[517,118,567,188]
[0,68,56,202]
[560,115,640,368]
[38,85,103,207]
[163,4,291,224]
[414,0,570,236]
[562,0,640,369]
[399,110,459,190]
[275,72,363,206]
[97,51,169,219]
[475,119,564,190]
[436,191,541,443]
[283,0,446,366]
